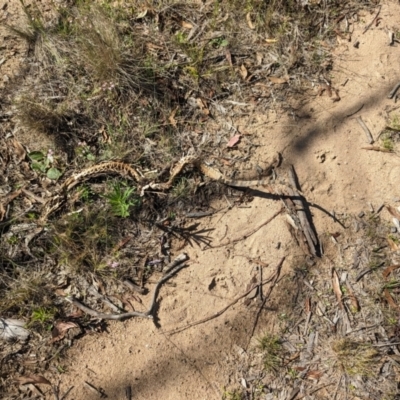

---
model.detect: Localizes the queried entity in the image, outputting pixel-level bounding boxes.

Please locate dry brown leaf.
[219,158,232,166]
[181,21,193,29]
[169,107,178,127]
[195,98,209,115]
[227,134,241,148]
[305,297,311,313]
[332,268,343,309]
[383,264,400,279]
[0,203,5,222]
[246,13,255,29]
[306,370,323,380]
[67,310,84,318]
[135,9,147,19]
[16,375,51,386]
[240,64,248,80]
[346,282,360,312]
[146,42,163,51]
[268,76,288,84]
[225,49,232,67]
[384,289,398,309]
[387,236,399,251]
[386,205,400,220]
[51,321,78,343]
[12,139,26,163]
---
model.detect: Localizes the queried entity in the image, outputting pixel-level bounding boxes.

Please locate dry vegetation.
[2,0,400,399]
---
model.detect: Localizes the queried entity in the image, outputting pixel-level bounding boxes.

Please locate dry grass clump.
[332,338,379,377]
[256,333,284,373]
[0,262,56,325]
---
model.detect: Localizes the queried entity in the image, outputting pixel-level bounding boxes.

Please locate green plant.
[78,185,94,203]
[388,234,399,244]
[75,143,96,161]
[171,178,190,199]
[28,150,61,180]
[29,307,56,327]
[103,182,140,217]
[389,114,400,130]
[382,136,394,151]
[256,333,283,373]
[7,236,18,245]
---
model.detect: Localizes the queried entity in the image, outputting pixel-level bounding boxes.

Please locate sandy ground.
[2,1,400,399]
[57,3,400,399]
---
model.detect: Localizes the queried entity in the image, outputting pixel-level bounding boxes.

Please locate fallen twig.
[125,386,132,400]
[123,279,146,295]
[59,386,74,400]
[345,103,364,118]
[362,5,381,34]
[388,82,400,99]
[356,116,374,144]
[361,146,393,153]
[297,382,335,399]
[246,257,285,348]
[389,31,395,46]
[288,166,319,256]
[64,254,189,321]
[185,210,220,218]
[84,381,106,398]
[165,262,282,335]
[210,207,283,249]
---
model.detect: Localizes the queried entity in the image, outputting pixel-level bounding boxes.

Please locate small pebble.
[391,227,397,234]
[358,211,365,218]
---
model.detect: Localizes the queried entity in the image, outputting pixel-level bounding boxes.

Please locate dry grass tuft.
[332,338,379,377]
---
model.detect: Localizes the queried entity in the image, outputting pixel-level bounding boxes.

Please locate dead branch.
[64,254,189,321]
[362,5,381,34]
[288,166,319,256]
[246,257,285,348]
[388,82,400,99]
[356,116,374,144]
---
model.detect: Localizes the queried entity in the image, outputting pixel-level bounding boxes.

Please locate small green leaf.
[31,162,46,172]
[47,168,61,180]
[86,153,96,161]
[28,151,45,161]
